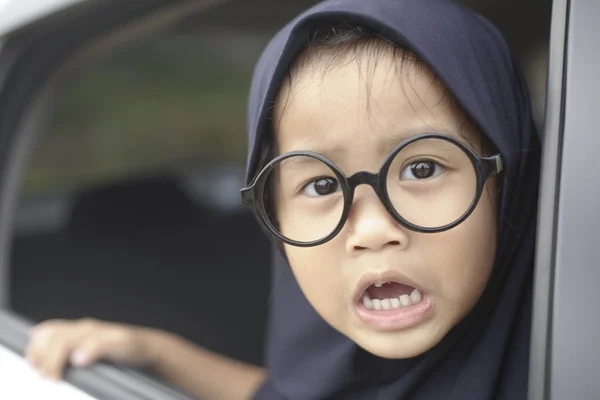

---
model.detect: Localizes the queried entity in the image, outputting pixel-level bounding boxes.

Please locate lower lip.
[354,295,434,331]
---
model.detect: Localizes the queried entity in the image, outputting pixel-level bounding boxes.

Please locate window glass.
[23,35,253,198]
[6,0,318,366]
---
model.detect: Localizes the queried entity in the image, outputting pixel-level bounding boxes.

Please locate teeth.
[374,282,383,288]
[372,299,382,310]
[381,298,391,310]
[361,289,424,311]
[410,289,422,304]
[399,294,411,306]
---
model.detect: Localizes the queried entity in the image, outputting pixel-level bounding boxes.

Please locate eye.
[401,160,444,180]
[302,177,341,197]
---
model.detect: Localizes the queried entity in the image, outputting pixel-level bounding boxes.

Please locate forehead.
[273,48,479,154]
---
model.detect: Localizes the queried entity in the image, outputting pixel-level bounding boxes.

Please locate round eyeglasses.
[241,133,503,247]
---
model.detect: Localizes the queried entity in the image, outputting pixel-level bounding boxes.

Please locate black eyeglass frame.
[241,133,504,247]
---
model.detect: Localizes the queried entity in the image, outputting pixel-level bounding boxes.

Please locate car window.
[7,0,319,371]
[1,0,553,397]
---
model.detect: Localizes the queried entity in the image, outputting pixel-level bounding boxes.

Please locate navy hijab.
[245,1,541,398]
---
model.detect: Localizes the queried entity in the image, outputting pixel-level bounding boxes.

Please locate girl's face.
[273,50,498,359]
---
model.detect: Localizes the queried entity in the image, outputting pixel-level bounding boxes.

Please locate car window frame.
[543,0,600,398]
[529,0,600,398]
[0,310,196,400]
[528,0,569,398]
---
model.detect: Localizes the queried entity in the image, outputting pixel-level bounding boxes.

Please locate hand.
[26,318,160,381]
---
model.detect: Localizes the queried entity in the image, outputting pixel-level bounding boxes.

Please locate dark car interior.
[10,172,271,365]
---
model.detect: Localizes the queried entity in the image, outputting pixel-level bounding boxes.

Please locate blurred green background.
[24,38,253,197]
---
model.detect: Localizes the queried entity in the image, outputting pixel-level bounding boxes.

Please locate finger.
[26,324,58,367]
[41,338,73,381]
[70,338,109,368]
[26,320,95,377]
[30,320,68,336]
[71,327,141,367]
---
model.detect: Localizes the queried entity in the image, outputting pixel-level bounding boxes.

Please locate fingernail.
[71,350,89,367]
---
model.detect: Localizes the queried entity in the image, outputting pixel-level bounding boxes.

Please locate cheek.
[424,185,497,315]
[284,245,348,322]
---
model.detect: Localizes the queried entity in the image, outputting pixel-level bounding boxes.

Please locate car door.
[529,0,600,399]
[0,0,217,398]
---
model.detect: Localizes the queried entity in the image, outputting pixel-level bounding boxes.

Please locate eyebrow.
[279,153,333,170]
[285,130,450,161]
[288,144,346,161]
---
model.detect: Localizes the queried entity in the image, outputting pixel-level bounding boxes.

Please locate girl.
[26,0,540,399]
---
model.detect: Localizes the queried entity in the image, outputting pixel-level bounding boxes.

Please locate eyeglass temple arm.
[481,154,504,179]
[240,186,255,207]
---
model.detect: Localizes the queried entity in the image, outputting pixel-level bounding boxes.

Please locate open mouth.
[354,274,433,331]
[361,281,423,311]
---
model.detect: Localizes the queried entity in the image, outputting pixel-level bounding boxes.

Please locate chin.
[350,328,445,359]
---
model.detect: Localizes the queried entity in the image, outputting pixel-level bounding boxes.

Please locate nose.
[345,185,409,254]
